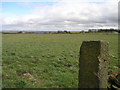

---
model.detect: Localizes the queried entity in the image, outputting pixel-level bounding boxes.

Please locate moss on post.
[78,41,109,88]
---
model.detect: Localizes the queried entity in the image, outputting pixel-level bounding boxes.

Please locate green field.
[2,33,119,88]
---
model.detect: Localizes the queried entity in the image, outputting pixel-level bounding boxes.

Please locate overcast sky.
[1,0,119,31]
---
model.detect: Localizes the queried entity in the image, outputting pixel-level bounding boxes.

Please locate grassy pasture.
[2,33,119,88]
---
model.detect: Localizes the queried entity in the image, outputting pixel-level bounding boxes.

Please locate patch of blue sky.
[91,2,106,4]
[2,2,56,17]
[30,2,57,6]
[2,2,32,17]
[1,0,60,2]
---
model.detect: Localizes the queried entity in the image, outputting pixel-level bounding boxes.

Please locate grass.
[2,33,119,88]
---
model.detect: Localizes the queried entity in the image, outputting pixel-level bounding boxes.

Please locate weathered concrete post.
[78,41,109,88]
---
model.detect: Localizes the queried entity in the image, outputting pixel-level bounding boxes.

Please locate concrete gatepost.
[78,41,109,88]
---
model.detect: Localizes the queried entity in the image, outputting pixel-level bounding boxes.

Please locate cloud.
[2,0,118,31]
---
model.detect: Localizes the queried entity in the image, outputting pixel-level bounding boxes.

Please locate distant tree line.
[2,29,120,34]
[88,28,119,33]
[56,31,71,34]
